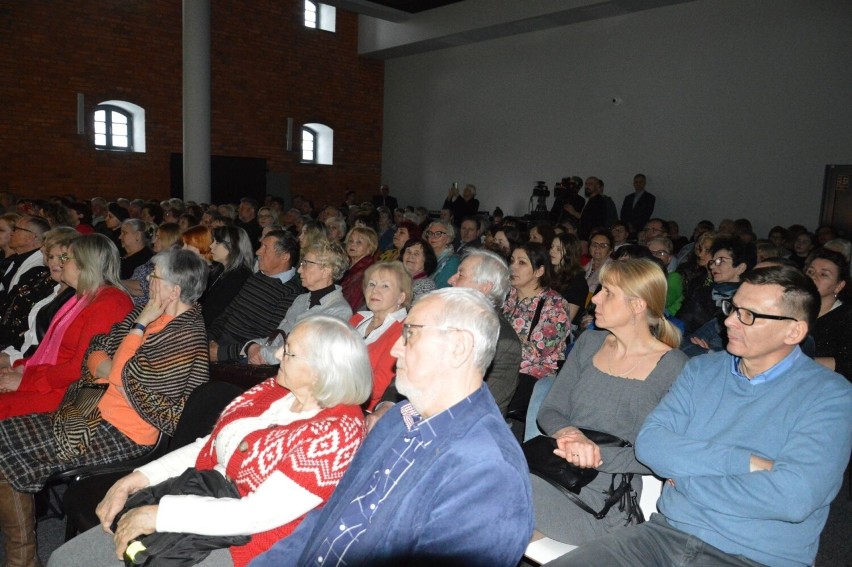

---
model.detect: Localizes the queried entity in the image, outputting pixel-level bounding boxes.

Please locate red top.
[195,378,366,567]
[0,287,132,419]
[349,312,403,410]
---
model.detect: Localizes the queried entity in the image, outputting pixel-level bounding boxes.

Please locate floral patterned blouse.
[503,287,570,379]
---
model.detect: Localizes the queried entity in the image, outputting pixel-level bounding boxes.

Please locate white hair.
[416,287,499,374]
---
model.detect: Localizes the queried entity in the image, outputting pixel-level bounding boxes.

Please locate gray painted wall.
[380,0,852,237]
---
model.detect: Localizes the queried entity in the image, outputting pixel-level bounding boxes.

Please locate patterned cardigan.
[195,378,366,567]
[80,303,210,437]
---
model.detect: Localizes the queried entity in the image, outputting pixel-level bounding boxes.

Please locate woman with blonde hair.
[298,220,329,251]
[0,233,133,418]
[340,226,378,311]
[0,227,79,369]
[349,261,412,410]
[531,258,687,546]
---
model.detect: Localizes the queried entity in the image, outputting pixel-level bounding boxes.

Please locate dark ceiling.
[355,0,464,14]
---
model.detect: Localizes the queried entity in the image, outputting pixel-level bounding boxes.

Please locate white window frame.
[304,1,336,32]
[95,100,146,153]
[301,123,333,165]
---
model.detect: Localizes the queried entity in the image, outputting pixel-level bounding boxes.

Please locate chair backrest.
[170,381,244,449]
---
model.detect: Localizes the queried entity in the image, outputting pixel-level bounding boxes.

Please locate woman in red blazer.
[348,261,412,410]
[0,233,132,418]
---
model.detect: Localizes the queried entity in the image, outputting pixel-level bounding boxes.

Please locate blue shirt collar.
[730,346,802,385]
[265,267,295,284]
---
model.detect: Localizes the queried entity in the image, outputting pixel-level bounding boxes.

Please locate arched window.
[301,123,333,165]
[94,100,146,153]
[94,106,132,151]
[304,1,336,32]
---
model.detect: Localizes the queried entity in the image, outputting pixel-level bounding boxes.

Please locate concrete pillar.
[182,0,211,203]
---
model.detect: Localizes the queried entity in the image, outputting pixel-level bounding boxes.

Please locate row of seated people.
[0,197,849,565]
[42,258,852,567]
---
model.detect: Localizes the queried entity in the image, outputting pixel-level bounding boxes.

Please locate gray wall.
[380,0,852,236]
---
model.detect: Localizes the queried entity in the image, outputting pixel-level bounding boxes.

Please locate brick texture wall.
[0,1,384,207]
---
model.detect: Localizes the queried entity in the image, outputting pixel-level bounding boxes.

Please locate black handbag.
[523,429,644,523]
[115,468,250,566]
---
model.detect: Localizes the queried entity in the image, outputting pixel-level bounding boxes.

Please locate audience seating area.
[0,193,848,565]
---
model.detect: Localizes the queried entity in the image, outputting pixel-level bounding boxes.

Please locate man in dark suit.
[620,173,656,235]
[372,184,399,210]
[578,176,611,240]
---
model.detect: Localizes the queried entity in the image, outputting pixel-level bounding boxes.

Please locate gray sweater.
[538,330,688,475]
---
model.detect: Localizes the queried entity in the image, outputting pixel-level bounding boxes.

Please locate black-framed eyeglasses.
[299,259,323,268]
[709,257,732,267]
[58,253,74,265]
[424,231,447,239]
[721,300,797,326]
[401,323,462,345]
[649,249,670,258]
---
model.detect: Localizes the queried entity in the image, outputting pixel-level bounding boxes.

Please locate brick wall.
[0,1,384,207]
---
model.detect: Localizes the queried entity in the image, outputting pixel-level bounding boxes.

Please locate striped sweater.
[208,272,305,361]
[83,303,210,436]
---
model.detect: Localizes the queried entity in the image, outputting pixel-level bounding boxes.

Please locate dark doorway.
[821,165,852,238]
[170,155,268,204]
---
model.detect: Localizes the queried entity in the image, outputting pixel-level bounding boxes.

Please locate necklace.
[606,339,650,378]
[608,356,640,378]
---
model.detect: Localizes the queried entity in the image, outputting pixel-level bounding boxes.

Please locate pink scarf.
[26,293,91,367]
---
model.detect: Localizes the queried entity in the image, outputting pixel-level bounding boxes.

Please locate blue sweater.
[248,385,534,567]
[636,347,852,567]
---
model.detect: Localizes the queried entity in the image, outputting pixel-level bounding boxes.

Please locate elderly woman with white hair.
[246,240,353,365]
[50,316,372,567]
[0,248,210,566]
[425,220,460,288]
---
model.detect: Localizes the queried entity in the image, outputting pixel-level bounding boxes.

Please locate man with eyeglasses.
[251,288,534,567]
[551,266,852,567]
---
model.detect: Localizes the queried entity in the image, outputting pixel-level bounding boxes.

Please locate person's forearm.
[136,437,208,486]
[156,471,323,536]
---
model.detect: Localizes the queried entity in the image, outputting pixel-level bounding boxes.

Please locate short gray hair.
[646,236,673,253]
[461,248,510,306]
[428,220,455,241]
[293,315,372,407]
[417,287,499,375]
[306,240,350,282]
[151,248,208,304]
[122,218,152,246]
[325,216,347,236]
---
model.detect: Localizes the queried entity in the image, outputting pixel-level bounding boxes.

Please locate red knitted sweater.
[195,378,366,567]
